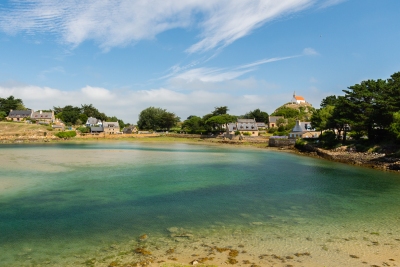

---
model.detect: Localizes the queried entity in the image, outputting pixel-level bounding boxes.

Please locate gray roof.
[237,118,256,123]
[103,122,119,128]
[256,122,266,127]
[86,117,100,125]
[31,111,53,119]
[91,126,103,132]
[291,121,312,132]
[8,110,32,118]
[237,122,258,131]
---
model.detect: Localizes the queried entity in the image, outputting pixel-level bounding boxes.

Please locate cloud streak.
[0,0,327,52]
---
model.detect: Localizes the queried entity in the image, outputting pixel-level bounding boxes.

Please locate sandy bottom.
[6,218,398,267]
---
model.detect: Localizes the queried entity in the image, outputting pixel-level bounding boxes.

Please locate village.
[1,92,320,145]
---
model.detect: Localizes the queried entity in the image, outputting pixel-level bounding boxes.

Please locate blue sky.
[1,0,399,123]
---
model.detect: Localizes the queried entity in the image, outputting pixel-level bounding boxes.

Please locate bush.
[77,126,90,133]
[295,138,307,149]
[242,132,251,136]
[268,127,277,134]
[55,131,77,139]
[319,131,339,149]
[235,130,240,135]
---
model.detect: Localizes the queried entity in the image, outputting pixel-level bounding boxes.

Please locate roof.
[237,118,256,123]
[237,122,258,131]
[86,117,100,125]
[8,110,32,118]
[291,121,312,132]
[256,122,266,127]
[31,111,53,119]
[91,126,103,132]
[294,96,305,100]
[103,122,119,128]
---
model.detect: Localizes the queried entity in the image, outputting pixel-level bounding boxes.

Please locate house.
[86,117,102,127]
[226,119,259,136]
[122,125,138,134]
[256,122,266,129]
[288,120,320,139]
[268,116,284,128]
[291,92,306,104]
[103,122,120,134]
[31,110,55,124]
[6,109,33,121]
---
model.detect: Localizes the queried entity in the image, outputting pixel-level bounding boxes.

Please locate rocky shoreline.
[295,144,400,172]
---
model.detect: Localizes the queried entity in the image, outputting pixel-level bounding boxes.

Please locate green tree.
[389,111,400,141]
[0,95,26,113]
[212,106,229,116]
[137,107,178,131]
[206,114,236,131]
[342,79,387,141]
[181,116,204,133]
[58,105,81,125]
[272,107,299,119]
[243,108,269,123]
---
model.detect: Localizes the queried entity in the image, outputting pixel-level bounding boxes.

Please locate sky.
[0,0,400,123]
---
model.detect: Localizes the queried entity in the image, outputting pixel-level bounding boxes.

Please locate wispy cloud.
[0,0,325,52]
[167,48,316,84]
[318,0,348,9]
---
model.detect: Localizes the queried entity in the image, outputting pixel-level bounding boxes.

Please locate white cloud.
[318,0,348,9]
[303,47,319,56]
[0,0,319,52]
[0,82,292,123]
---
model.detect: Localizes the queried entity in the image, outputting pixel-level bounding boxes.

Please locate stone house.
[31,110,55,124]
[268,116,285,128]
[103,122,120,134]
[122,125,138,134]
[6,109,33,121]
[226,119,259,136]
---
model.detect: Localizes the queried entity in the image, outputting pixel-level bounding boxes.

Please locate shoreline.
[1,133,400,173]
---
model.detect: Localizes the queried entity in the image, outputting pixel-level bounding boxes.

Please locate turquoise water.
[1,142,400,266]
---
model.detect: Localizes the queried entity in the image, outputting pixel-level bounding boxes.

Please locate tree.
[137,107,178,131]
[342,79,387,141]
[310,105,335,133]
[0,95,26,113]
[389,111,400,141]
[243,109,269,123]
[57,105,81,125]
[206,114,236,131]
[272,107,299,119]
[212,106,229,116]
[181,116,204,133]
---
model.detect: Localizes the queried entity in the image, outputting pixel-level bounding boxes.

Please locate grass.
[0,121,50,134]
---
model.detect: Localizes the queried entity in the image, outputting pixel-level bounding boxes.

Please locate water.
[0,142,399,266]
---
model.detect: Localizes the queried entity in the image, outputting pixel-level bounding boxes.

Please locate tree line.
[311,71,400,143]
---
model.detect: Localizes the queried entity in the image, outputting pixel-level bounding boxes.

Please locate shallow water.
[0,142,399,266]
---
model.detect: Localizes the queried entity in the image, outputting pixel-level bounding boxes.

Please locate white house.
[289,120,320,139]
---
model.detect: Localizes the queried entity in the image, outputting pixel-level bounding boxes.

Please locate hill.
[271,102,315,121]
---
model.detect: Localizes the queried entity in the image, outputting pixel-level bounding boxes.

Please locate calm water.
[0,142,399,266]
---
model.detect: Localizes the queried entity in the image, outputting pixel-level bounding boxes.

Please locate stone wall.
[269,138,296,147]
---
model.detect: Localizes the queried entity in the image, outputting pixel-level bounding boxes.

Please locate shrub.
[235,130,240,135]
[77,126,90,133]
[242,132,251,136]
[319,131,339,149]
[268,127,277,134]
[55,131,77,139]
